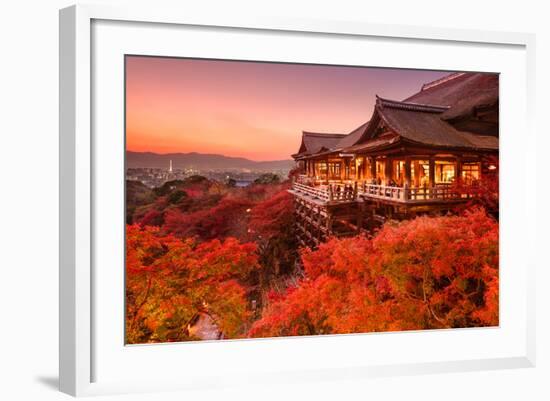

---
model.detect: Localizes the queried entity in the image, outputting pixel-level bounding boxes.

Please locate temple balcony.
[290,175,477,206]
[289,179,357,206]
[357,182,475,204]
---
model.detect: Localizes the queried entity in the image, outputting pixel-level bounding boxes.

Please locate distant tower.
[169,159,173,173]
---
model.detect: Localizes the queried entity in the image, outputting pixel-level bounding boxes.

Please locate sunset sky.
[126,56,453,161]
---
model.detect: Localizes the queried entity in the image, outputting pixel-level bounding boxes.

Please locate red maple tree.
[162,197,254,242]
[249,209,499,337]
[126,224,259,343]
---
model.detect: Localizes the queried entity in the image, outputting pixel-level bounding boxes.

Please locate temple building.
[289,72,499,248]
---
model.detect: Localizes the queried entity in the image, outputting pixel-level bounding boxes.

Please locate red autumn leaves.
[249,209,498,337]
[126,225,258,343]
[127,194,499,343]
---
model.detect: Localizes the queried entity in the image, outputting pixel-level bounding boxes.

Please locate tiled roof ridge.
[302,131,347,138]
[420,72,467,91]
[376,95,450,113]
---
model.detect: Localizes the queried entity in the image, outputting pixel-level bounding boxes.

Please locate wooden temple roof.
[292,131,347,158]
[404,72,499,122]
[364,96,499,151]
[341,133,400,154]
[333,121,370,149]
[292,72,499,160]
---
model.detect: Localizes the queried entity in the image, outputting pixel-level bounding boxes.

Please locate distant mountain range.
[126,151,294,171]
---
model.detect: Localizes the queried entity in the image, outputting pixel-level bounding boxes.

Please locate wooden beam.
[344,159,350,180]
[370,157,377,182]
[385,157,393,185]
[456,157,462,185]
[429,157,435,187]
[404,157,412,187]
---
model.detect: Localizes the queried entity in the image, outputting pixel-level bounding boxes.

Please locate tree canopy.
[126,225,259,343]
[249,209,498,337]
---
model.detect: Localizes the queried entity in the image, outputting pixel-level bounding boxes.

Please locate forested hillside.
[126,174,498,343]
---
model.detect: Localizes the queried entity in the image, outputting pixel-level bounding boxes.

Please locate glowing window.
[462,163,480,184]
[435,161,456,184]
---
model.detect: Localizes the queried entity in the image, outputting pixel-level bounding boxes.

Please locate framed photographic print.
[59,4,536,397]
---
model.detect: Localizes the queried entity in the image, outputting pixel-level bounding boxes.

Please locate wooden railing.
[359,183,407,201]
[292,182,331,202]
[358,182,474,202]
[328,182,358,202]
[292,179,476,204]
[291,181,357,203]
[296,174,345,186]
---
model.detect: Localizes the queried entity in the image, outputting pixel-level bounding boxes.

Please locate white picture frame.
[59,4,536,397]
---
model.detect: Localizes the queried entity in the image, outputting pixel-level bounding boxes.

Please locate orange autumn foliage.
[249,209,499,338]
[126,224,259,343]
[162,197,254,241]
[248,190,294,240]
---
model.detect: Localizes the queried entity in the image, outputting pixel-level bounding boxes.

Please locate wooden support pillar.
[357,201,365,233]
[370,157,377,182]
[385,158,393,185]
[325,158,329,184]
[429,158,436,187]
[404,157,411,201]
[326,213,333,235]
[455,157,462,185]
[404,157,412,187]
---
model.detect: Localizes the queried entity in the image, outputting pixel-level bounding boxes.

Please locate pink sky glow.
[126,56,453,161]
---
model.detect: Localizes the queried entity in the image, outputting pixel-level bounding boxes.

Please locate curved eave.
[297,149,343,160]
[300,136,498,158]
[397,137,499,153]
[340,136,403,155]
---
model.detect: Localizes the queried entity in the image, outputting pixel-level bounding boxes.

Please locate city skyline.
[125,56,454,161]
